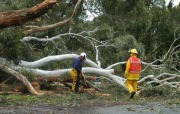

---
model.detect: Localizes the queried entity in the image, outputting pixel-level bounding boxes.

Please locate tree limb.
[20,54,101,69]
[23,0,82,34]
[0,0,57,29]
[0,65,43,95]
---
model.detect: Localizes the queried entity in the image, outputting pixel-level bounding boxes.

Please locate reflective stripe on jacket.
[129,57,141,74]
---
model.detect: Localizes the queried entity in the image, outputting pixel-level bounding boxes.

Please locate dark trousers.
[75,73,80,93]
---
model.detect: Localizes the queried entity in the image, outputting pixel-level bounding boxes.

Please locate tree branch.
[23,0,82,34]
[0,0,57,29]
[0,65,43,95]
[20,54,101,69]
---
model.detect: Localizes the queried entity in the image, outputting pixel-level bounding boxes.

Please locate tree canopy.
[0,0,179,95]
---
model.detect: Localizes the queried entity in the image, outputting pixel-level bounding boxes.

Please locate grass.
[0,84,179,108]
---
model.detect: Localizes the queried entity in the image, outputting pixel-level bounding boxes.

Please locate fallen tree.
[16,53,179,90]
[0,65,43,95]
[0,47,179,95]
[0,28,179,95]
[0,2,179,95]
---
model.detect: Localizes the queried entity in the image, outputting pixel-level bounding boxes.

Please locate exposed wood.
[36,77,61,82]
[80,88,97,94]
[14,82,40,93]
[63,80,102,92]
[0,65,43,95]
[36,76,95,83]
[0,83,8,91]
[85,81,102,92]
[64,82,72,88]
[0,0,57,29]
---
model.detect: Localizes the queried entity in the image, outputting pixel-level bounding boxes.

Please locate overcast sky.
[166,0,180,6]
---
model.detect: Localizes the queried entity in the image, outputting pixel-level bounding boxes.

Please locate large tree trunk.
[0,65,43,95]
[0,0,57,29]
[20,54,101,69]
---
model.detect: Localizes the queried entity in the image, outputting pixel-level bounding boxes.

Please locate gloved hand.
[80,72,87,85]
[80,72,84,76]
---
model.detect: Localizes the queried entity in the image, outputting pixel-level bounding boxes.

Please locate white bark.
[94,45,115,67]
[138,75,154,84]
[111,75,126,89]
[95,45,101,67]
[138,73,180,90]
[14,67,114,77]
[106,61,126,69]
[1,37,180,95]
[13,66,127,89]
[156,73,179,78]
[147,73,180,84]
[11,51,180,92]
[20,54,101,69]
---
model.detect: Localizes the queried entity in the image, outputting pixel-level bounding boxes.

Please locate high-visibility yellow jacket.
[125,54,141,80]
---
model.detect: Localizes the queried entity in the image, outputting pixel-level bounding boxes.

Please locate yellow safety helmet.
[128,49,138,54]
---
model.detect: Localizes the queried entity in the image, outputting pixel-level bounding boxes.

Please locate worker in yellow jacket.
[124,49,141,98]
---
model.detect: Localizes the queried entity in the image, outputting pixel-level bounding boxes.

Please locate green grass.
[0,94,37,106]
[0,84,179,107]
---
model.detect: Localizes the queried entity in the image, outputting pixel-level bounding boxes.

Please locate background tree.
[0,0,179,95]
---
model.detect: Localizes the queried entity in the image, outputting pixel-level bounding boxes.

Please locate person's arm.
[124,59,130,78]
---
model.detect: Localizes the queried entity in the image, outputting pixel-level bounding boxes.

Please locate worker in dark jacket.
[70,52,86,93]
[124,49,141,98]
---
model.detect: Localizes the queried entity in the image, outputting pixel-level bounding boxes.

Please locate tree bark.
[0,0,57,29]
[0,65,43,95]
[20,54,101,69]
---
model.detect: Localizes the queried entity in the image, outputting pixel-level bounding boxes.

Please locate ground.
[0,103,179,114]
[0,84,179,114]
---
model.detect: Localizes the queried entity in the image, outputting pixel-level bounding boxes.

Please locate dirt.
[0,103,179,114]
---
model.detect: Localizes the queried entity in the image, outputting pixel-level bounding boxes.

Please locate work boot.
[130,91,136,99]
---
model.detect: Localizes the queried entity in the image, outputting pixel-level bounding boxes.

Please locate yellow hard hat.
[128,49,138,54]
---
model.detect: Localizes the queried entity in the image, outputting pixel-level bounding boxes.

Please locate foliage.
[0,0,83,62]
[0,83,179,107]
[94,0,180,63]
[0,2,179,111]
[19,68,36,81]
[0,0,179,80]
[140,85,180,99]
[0,28,22,63]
